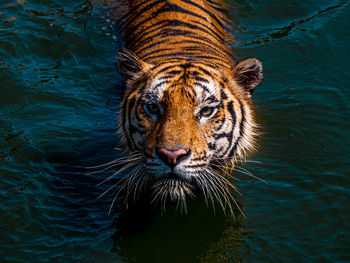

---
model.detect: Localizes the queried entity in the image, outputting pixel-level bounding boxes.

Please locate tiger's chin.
[150,172,196,211]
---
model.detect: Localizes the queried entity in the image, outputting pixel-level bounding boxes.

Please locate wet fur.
[100,0,263,215]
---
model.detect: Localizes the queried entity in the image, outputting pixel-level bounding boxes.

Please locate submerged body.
[116,0,263,212]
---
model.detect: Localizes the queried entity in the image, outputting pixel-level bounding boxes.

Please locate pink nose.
[156,148,189,167]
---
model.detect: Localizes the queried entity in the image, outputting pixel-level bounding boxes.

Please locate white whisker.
[87,154,142,169]
[95,161,139,187]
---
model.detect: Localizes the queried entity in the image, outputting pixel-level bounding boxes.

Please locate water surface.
[1,0,350,262]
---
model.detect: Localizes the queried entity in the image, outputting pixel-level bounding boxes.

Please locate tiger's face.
[116,49,263,210]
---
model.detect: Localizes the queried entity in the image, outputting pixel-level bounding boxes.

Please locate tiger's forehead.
[144,63,221,104]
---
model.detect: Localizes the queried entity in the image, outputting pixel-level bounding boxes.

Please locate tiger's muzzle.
[155,147,191,169]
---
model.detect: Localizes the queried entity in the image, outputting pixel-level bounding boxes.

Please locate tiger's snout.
[156,147,191,168]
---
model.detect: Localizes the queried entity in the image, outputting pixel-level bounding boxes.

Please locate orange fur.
[115,0,263,211]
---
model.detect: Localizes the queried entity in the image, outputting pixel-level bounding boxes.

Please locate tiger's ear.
[232,58,263,95]
[116,48,150,78]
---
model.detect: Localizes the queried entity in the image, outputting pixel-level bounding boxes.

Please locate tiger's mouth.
[154,172,193,182]
[150,173,195,209]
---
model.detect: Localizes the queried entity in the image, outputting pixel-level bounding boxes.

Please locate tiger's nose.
[156,148,191,167]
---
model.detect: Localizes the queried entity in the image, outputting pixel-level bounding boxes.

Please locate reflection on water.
[112,197,245,263]
[1,0,350,262]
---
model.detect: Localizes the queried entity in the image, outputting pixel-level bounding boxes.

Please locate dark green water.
[1,0,350,262]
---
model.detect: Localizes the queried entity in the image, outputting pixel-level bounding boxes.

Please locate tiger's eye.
[144,103,160,116]
[200,106,215,117]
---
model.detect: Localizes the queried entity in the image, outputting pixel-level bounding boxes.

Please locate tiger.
[112,0,263,214]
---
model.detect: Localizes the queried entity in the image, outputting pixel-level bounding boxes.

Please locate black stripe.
[212,102,225,131]
[182,46,223,58]
[121,99,132,149]
[166,70,182,75]
[226,101,236,127]
[220,88,228,99]
[205,0,223,7]
[186,18,226,42]
[213,118,225,131]
[126,2,211,42]
[228,99,245,157]
[130,124,143,134]
[154,59,225,69]
[197,61,228,69]
[150,80,170,92]
[142,48,173,60]
[208,142,215,150]
[158,75,175,80]
[127,20,169,47]
[191,156,206,161]
[203,61,228,68]
[133,76,149,94]
[127,29,188,52]
[216,101,236,156]
[212,101,239,150]
[141,92,158,103]
[205,95,217,103]
[194,76,209,83]
[214,132,232,140]
[204,0,226,13]
[154,65,179,75]
[163,19,225,42]
[124,0,164,27]
[144,52,226,62]
[181,0,227,30]
[170,39,232,59]
[196,66,214,78]
[152,2,213,24]
[134,98,146,123]
[127,96,136,147]
[133,39,169,56]
[133,29,219,53]
[194,82,210,93]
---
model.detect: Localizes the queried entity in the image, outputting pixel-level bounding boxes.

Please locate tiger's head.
[116,49,263,211]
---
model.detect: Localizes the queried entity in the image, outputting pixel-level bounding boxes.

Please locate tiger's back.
[123,0,233,69]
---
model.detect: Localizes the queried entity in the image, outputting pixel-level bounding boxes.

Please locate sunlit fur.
[105,0,263,215]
